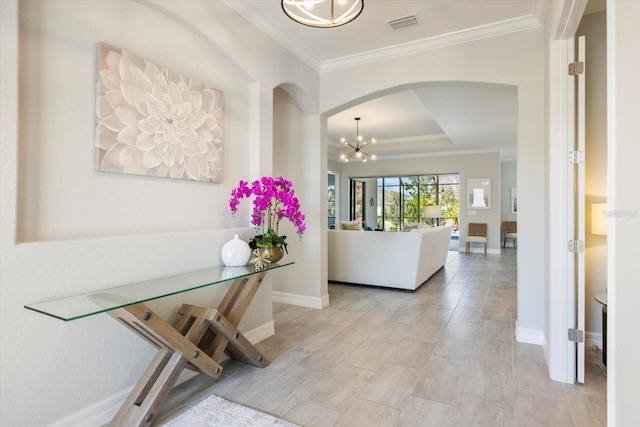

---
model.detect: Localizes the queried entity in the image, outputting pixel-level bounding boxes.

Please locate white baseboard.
[586,331,603,350]
[457,247,502,255]
[272,291,329,309]
[515,321,545,345]
[47,321,275,427]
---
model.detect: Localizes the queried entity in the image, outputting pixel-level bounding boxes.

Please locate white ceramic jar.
[220,234,251,267]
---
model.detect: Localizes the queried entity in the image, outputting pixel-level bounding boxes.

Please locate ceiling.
[225,1,600,162]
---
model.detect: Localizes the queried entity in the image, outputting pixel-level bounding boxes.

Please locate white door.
[568,35,587,384]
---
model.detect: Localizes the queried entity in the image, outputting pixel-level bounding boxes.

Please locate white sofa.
[328,226,452,290]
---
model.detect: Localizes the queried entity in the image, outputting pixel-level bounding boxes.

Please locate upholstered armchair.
[502,221,517,248]
[465,223,488,255]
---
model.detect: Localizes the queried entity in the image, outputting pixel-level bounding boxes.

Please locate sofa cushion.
[340,220,362,231]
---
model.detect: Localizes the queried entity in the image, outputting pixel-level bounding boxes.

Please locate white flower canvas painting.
[95,42,224,182]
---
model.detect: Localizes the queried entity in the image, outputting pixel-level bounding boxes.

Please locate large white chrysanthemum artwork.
[95,42,224,183]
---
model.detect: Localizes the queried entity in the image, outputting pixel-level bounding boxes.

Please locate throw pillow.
[340,220,362,231]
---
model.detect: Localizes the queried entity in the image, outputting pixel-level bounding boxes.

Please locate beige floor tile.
[443,319,479,342]
[300,363,374,412]
[513,341,546,366]
[472,335,513,366]
[565,389,607,427]
[483,296,514,320]
[211,365,283,403]
[330,321,378,346]
[462,288,488,298]
[478,318,513,341]
[335,397,400,427]
[429,336,474,367]
[456,393,515,427]
[458,295,487,309]
[514,392,575,426]
[356,308,398,326]
[357,362,419,408]
[463,358,515,403]
[396,395,458,427]
[412,361,466,407]
[514,361,567,403]
[385,338,435,370]
[451,306,484,323]
[342,338,397,371]
[432,296,461,310]
[563,361,607,397]
[283,398,341,427]
[243,363,322,415]
[419,307,454,324]
[367,322,411,345]
[390,308,426,325]
[296,340,358,373]
[408,319,445,343]
[322,308,367,327]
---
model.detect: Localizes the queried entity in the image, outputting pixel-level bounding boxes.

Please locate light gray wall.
[337,151,502,251]
[608,2,640,423]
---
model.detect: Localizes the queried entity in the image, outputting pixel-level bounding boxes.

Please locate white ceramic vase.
[221,234,251,267]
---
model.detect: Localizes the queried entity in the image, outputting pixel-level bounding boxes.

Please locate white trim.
[226,0,543,73]
[272,290,329,309]
[46,321,275,427]
[457,247,501,255]
[586,331,603,350]
[244,320,276,344]
[322,15,542,72]
[515,321,545,345]
[547,36,574,384]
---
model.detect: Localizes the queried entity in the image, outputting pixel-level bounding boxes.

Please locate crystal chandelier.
[281,0,364,28]
[340,117,376,162]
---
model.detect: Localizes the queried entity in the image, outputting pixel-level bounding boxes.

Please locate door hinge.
[569,61,584,75]
[568,328,584,343]
[569,150,584,164]
[568,240,584,253]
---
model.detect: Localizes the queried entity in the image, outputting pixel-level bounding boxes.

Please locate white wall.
[337,151,502,252]
[320,28,546,334]
[607,1,640,425]
[0,1,319,425]
[272,87,327,307]
[577,11,608,342]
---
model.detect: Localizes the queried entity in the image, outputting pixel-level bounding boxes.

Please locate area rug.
[163,394,300,426]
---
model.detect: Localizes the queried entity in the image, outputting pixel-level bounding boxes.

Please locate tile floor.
[160,249,607,427]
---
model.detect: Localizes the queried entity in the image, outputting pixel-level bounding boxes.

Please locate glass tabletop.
[24,262,293,322]
[594,291,607,305]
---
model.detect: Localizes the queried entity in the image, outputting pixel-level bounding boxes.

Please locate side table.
[594,291,607,366]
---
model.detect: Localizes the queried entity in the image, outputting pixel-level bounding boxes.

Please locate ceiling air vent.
[387,13,419,30]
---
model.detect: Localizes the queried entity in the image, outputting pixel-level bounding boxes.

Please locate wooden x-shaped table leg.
[107,271,270,426]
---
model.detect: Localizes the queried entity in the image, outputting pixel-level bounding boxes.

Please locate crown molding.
[328,147,502,163]
[225,2,545,74]
[320,14,543,72]
[223,0,324,71]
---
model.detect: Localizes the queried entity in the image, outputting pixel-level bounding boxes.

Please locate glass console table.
[25,262,293,426]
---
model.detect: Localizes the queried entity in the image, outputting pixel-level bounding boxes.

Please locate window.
[350,180,365,223]
[353,174,459,231]
[328,173,336,229]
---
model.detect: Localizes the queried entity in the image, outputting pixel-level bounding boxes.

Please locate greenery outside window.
[351,174,459,231]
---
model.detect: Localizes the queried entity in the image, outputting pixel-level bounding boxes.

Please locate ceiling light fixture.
[281,0,364,28]
[340,117,376,162]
